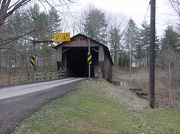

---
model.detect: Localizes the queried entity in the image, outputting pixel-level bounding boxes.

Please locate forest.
[0,0,179,88]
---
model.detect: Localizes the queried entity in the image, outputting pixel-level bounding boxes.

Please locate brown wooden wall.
[54,34,113,82]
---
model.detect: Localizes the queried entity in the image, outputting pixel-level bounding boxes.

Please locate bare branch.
[8,0,22,11]
[38,0,48,13]
[0,47,24,59]
[0,0,30,27]
[0,29,36,47]
[169,0,180,17]
[7,0,30,17]
[43,0,66,16]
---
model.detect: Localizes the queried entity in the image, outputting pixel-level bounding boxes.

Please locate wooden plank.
[99,46,104,61]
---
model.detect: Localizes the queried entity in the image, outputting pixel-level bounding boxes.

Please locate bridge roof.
[54,33,113,65]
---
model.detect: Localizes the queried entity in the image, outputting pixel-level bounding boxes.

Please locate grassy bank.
[13,80,180,134]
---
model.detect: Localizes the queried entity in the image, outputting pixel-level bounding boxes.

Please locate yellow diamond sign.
[53,33,70,42]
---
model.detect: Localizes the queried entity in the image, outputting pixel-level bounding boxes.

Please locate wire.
[142,1,151,23]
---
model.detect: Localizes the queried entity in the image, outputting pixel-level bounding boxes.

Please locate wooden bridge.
[54,34,113,82]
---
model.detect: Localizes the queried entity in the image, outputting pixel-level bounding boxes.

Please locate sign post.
[30,55,35,82]
[31,42,35,82]
[31,40,53,82]
[88,39,92,79]
[30,33,70,82]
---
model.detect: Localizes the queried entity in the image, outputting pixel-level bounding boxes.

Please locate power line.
[142,1,151,23]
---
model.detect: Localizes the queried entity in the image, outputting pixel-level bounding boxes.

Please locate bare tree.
[157,25,180,105]
[0,0,75,44]
[0,0,75,27]
[0,0,30,27]
[0,0,75,84]
[169,0,180,17]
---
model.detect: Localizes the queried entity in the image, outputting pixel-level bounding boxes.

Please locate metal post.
[8,71,10,85]
[149,0,156,109]
[88,39,91,79]
[32,42,35,82]
[65,52,67,73]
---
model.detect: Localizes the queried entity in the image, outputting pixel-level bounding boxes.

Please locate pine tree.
[161,26,180,52]
[124,19,138,67]
[137,22,159,67]
[48,7,62,34]
[83,8,107,44]
[109,27,121,66]
[27,4,56,71]
[138,22,150,66]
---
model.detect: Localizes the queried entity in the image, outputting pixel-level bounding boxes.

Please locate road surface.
[0,78,85,134]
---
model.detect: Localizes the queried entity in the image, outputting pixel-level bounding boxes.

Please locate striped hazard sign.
[87,52,92,64]
[30,56,35,67]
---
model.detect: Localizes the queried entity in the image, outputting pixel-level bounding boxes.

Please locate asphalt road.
[0,78,85,134]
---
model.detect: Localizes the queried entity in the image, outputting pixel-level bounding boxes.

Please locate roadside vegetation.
[13,79,180,134]
[113,67,180,109]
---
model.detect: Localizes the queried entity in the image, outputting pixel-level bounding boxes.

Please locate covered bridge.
[54,34,113,82]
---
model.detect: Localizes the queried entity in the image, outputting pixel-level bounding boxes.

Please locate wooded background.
[0,0,179,90]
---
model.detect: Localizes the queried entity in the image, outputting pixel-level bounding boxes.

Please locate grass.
[13,80,180,134]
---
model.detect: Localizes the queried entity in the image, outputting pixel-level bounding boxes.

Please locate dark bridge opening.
[62,47,98,77]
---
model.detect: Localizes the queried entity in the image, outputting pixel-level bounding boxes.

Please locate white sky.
[30,0,179,37]
[73,0,179,37]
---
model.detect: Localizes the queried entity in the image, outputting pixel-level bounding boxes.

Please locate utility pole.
[149,0,156,109]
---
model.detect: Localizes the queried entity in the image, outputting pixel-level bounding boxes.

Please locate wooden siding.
[54,34,113,82]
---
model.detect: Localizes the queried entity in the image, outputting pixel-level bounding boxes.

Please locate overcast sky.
[33,0,179,37]
[73,0,179,36]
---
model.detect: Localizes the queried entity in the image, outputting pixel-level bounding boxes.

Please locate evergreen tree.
[27,4,57,71]
[48,7,62,34]
[136,22,159,67]
[157,26,180,69]
[124,19,138,51]
[124,19,138,67]
[138,22,150,66]
[161,26,180,52]
[5,10,29,70]
[118,51,130,67]
[109,27,121,66]
[28,4,50,40]
[83,8,107,44]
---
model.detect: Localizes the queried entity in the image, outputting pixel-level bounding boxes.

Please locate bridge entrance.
[62,47,98,77]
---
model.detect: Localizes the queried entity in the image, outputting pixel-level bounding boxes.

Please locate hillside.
[13,79,180,134]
